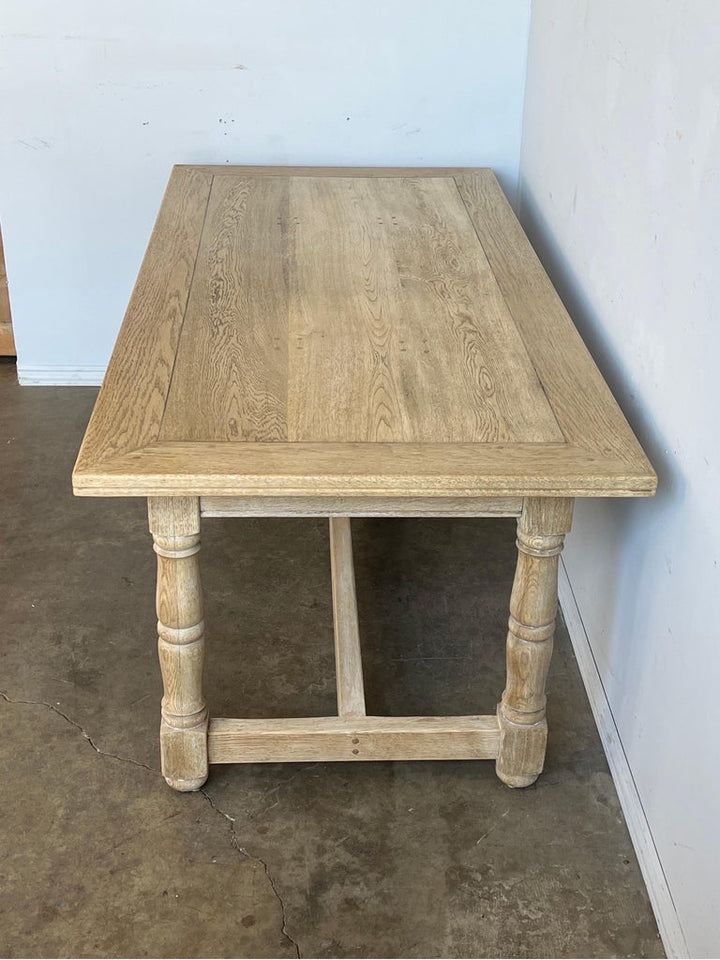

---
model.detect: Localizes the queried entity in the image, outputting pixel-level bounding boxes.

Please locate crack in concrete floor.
[0,689,301,958]
[0,690,156,772]
[200,786,301,959]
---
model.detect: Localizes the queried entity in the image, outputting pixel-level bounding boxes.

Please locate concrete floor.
[0,361,663,959]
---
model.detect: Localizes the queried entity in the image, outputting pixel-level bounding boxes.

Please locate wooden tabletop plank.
[73,165,657,499]
[368,176,562,443]
[75,167,213,469]
[287,176,412,442]
[455,171,651,469]
[160,176,289,442]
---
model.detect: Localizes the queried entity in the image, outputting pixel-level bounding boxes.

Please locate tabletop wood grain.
[73,165,656,499]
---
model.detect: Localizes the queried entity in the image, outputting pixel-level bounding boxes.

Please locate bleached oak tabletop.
[72,165,656,500]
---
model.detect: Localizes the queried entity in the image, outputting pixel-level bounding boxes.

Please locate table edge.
[172,163,493,178]
[72,440,657,499]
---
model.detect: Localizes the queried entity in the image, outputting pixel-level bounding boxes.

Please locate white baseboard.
[558,559,688,959]
[17,364,106,386]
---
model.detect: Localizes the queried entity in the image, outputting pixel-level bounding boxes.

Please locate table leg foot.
[149,496,209,792]
[160,719,209,792]
[496,710,548,787]
[495,497,573,788]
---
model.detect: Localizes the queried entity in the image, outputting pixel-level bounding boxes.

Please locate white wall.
[519,2,720,956]
[0,0,530,382]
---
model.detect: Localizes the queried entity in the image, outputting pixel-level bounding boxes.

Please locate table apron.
[200,495,523,518]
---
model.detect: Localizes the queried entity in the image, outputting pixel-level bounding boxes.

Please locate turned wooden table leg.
[496,497,574,788]
[148,496,208,791]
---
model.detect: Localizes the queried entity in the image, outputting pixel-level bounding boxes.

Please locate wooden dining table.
[73,165,656,792]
